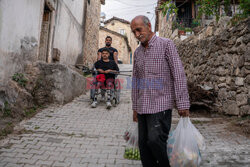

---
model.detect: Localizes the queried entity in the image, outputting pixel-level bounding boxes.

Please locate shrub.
[12,73,27,87]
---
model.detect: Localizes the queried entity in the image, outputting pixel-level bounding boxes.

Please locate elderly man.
[131,15,190,167]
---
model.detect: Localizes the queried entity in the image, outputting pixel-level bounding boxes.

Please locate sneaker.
[91,101,98,108]
[106,101,112,109]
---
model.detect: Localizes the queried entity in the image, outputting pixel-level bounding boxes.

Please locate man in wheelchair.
[91,48,119,109]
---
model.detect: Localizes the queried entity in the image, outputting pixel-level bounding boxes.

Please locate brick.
[98,158,115,164]
[32,154,49,161]
[44,150,61,156]
[48,155,66,162]
[55,147,71,153]
[18,158,37,164]
[52,161,71,167]
[5,163,23,167]
[35,160,54,166]
[28,149,45,155]
[40,146,57,151]
[25,144,41,150]
[64,157,82,163]
[87,163,105,167]
[16,153,33,159]
[0,162,7,167]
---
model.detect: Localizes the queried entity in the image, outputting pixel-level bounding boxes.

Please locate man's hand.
[178,110,190,117]
[105,69,112,74]
[133,110,138,122]
[97,69,105,74]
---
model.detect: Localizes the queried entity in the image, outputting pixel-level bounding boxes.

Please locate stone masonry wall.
[177,18,250,116]
[83,0,102,66]
[0,62,86,115]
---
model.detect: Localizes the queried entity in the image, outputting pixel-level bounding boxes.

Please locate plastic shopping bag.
[123,122,140,160]
[167,117,205,167]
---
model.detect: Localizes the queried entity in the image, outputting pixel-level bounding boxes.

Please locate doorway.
[38,3,52,62]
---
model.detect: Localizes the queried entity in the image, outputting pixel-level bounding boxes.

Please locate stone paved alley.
[0,64,249,167]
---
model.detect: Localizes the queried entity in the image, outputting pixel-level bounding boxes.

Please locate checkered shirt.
[132,35,190,114]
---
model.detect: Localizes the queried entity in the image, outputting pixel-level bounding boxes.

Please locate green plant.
[172,21,179,30]
[197,0,249,22]
[2,102,13,117]
[12,73,28,87]
[24,107,37,117]
[178,26,186,31]
[230,14,246,26]
[160,1,178,17]
[196,0,221,22]
[0,124,14,138]
[34,126,40,130]
[192,120,203,124]
[191,19,201,28]
[239,0,250,17]
[185,27,192,32]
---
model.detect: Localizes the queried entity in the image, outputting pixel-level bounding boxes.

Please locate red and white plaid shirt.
[132,35,190,114]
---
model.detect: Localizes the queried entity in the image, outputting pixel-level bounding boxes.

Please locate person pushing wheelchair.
[91,48,119,109]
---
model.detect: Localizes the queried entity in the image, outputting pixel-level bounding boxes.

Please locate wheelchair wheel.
[114,79,121,104]
[90,88,95,100]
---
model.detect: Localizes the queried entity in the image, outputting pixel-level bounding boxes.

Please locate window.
[119,29,125,35]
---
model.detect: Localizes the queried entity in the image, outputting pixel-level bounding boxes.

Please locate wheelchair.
[81,66,121,108]
[76,64,131,108]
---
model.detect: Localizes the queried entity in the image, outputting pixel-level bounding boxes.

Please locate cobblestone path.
[0,64,249,167]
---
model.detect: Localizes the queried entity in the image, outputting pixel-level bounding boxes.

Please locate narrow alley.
[0,64,249,167]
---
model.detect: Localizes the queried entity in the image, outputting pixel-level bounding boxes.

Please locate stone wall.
[156,10,181,43]
[0,62,86,115]
[99,27,131,64]
[82,0,102,66]
[177,18,250,116]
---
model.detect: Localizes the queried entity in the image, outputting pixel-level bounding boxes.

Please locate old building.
[83,0,106,66]
[0,0,105,85]
[99,17,138,64]
[0,0,105,113]
[155,0,241,39]
[99,26,131,64]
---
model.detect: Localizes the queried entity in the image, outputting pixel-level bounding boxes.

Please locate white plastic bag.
[167,117,205,167]
[123,122,140,160]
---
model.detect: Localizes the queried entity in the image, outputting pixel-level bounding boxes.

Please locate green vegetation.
[34,126,40,130]
[0,124,14,138]
[12,73,28,87]
[160,1,178,17]
[239,0,250,17]
[196,0,249,22]
[185,27,192,32]
[24,107,37,117]
[192,120,203,124]
[2,102,13,118]
[196,0,221,22]
[83,72,92,78]
[191,19,201,28]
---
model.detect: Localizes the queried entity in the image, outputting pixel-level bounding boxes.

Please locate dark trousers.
[137,110,172,167]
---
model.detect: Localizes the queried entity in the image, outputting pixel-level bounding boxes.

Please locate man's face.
[101,51,110,60]
[105,38,112,47]
[131,18,151,44]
